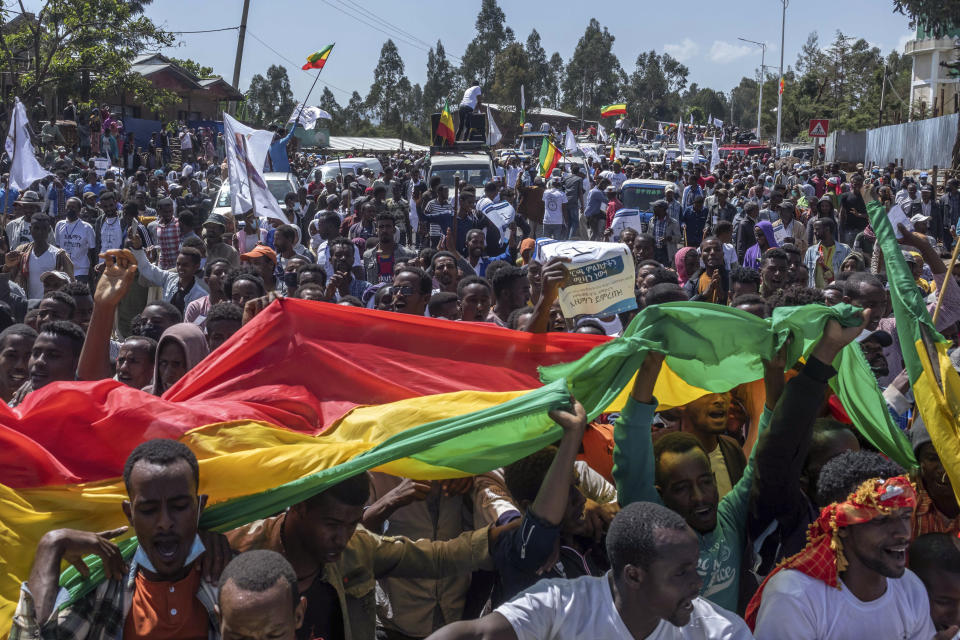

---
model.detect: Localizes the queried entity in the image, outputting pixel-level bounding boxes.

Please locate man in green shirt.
[611,319,864,613]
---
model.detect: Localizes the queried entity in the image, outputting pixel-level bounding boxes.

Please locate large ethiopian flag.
[0,297,913,634]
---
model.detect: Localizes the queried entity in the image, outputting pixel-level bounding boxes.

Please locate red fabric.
[826,393,853,424]
[0,299,606,489]
[744,475,916,630]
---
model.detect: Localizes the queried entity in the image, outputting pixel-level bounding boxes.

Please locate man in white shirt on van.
[457,82,483,141]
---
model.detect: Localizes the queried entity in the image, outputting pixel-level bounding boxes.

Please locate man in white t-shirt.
[425,501,751,640]
[541,179,568,240]
[750,451,935,640]
[457,82,482,141]
[54,197,96,281]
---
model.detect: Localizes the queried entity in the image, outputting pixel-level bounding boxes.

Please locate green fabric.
[59,300,916,605]
[866,199,944,383]
[59,379,575,604]
[540,301,914,469]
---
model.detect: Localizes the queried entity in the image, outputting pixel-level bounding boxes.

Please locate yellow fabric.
[0,370,723,626]
[603,362,711,413]
[0,388,528,628]
[911,338,960,509]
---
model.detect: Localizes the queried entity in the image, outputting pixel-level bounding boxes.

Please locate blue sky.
[28,0,918,106]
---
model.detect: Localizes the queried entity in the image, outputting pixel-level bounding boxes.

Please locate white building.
[904,26,960,120]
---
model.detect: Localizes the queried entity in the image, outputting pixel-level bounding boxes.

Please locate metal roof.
[327,136,428,152]
[485,104,578,119]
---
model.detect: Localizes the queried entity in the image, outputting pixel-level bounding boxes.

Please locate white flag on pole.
[677,123,686,156]
[520,85,526,119]
[5,97,50,191]
[486,108,503,146]
[657,122,664,135]
[689,113,693,125]
[564,126,577,153]
[287,104,332,130]
[710,135,720,172]
[597,124,608,143]
[223,113,287,222]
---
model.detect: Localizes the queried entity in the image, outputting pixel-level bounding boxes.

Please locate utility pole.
[775,0,788,153]
[738,37,767,141]
[230,0,252,114]
[579,70,586,133]
[878,62,887,128]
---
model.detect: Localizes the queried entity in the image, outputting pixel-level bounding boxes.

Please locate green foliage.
[544,52,564,109]
[459,0,510,91]
[0,0,174,103]
[892,0,960,38]
[523,29,549,108]
[423,40,454,116]
[366,39,408,131]
[626,51,688,124]
[561,19,626,117]
[245,64,296,126]
[168,57,217,79]
[490,42,535,109]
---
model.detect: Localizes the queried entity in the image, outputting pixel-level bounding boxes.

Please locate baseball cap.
[910,213,931,225]
[855,328,892,347]
[240,244,277,265]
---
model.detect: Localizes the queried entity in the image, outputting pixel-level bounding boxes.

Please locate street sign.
[808,119,829,138]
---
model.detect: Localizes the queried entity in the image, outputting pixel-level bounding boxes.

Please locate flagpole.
[3,99,18,246]
[933,239,960,324]
[293,44,333,129]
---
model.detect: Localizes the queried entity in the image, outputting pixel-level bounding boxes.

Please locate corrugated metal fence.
[825,130,866,164]
[864,113,957,169]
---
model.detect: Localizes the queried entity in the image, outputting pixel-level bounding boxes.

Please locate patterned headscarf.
[744,475,916,630]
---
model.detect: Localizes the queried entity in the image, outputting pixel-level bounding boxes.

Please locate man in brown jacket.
[227,471,499,640]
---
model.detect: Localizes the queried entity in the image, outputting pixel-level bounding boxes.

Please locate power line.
[244,29,354,99]
[340,0,431,50]
[319,0,431,56]
[329,0,462,63]
[171,26,239,34]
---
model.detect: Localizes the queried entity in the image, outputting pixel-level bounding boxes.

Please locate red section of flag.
[0,300,605,488]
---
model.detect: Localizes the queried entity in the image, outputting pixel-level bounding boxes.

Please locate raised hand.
[95,249,138,307]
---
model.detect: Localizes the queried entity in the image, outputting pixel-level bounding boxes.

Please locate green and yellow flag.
[437,99,455,146]
[538,137,562,177]
[868,199,960,484]
[302,44,334,71]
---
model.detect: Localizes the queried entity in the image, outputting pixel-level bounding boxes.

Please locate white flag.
[486,108,503,146]
[564,126,577,153]
[479,199,516,245]
[287,104,332,130]
[597,124,608,143]
[520,84,525,116]
[689,113,693,125]
[5,97,50,191]
[710,135,720,172]
[615,139,621,160]
[677,124,686,156]
[657,122,664,135]
[223,113,287,222]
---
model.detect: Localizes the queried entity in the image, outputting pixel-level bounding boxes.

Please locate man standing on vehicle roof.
[457,82,482,142]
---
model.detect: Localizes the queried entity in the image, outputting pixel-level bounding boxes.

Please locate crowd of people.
[4,93,960,640]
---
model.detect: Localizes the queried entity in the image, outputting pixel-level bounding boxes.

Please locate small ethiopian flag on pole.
[538,137,563,177]
[436,98,455,146]
[600,103,627,117]
[302,44,334,71]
